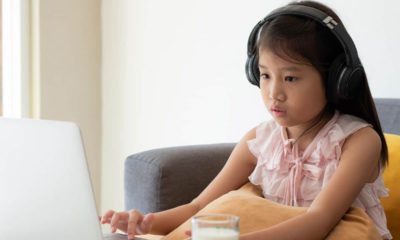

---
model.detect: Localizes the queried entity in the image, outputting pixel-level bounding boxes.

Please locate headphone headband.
[245,4,365,103]
[247,5,361,68]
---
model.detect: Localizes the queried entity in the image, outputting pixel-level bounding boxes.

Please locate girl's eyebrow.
[258,64,302,72]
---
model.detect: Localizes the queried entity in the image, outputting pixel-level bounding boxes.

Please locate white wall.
[35,0,101,208]
[101,0,400,212]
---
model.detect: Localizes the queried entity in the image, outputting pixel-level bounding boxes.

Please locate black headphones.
[245,4,365,103]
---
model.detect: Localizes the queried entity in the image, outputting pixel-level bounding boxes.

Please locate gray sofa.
[124,98,400,213]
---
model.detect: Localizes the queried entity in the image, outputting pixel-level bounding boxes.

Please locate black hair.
[257,0,388,166]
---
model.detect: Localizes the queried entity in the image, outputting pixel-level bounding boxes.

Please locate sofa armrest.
[124,143,235,213]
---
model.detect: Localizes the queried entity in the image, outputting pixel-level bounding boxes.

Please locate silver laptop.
[0,118,146,240]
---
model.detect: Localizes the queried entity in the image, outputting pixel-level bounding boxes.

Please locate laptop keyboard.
[103,233,148,240]
[103,233,128,240]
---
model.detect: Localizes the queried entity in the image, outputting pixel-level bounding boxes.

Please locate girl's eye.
[285,76,297,82]
[260,74,270,80]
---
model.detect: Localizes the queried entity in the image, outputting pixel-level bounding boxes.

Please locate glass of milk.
[191,214,239,240]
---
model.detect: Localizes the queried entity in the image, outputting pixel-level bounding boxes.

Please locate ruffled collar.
[280,111,340,158]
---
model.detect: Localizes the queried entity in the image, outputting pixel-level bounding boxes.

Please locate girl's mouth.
[271,107,286,117]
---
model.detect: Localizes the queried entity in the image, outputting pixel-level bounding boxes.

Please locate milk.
[192,227,239,240]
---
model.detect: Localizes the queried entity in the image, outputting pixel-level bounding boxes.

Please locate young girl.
[101,1,392,239]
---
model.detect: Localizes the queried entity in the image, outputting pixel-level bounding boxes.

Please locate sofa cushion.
[381,133,400,239]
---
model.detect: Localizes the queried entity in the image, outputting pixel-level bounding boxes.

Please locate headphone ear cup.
[327,54,347,103]
[328,54,365,104]
[339,65,365,100]
[246,54,260,86]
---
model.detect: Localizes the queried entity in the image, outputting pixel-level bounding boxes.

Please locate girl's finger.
[101,209,115,224]
[110,212,125,232]
[126,209,142,238]
[139,213,155,234]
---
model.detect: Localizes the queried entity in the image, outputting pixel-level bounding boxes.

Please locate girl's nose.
[269,80,285,101]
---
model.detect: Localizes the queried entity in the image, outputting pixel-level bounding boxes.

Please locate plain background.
[101,0,400,212]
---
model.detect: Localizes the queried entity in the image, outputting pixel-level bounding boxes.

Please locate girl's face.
[258,48,327,130]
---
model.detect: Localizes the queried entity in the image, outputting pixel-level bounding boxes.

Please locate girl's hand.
[184,229,192,237]
[100,209,155,239]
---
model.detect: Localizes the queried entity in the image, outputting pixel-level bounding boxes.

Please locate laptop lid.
[0,118,102,240]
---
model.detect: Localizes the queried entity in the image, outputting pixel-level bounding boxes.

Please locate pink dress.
[247,111,392,239]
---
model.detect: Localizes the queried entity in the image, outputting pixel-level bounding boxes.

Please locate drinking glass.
[191,214,239,240]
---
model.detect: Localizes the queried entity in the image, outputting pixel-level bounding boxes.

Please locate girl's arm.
[137,127,258,235]
[149,128,257,234]
[241,126,382,240]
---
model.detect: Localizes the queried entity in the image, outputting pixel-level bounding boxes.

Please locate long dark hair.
[256,0,388,166]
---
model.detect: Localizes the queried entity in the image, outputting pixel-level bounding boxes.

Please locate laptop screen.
[0,118,103,240]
